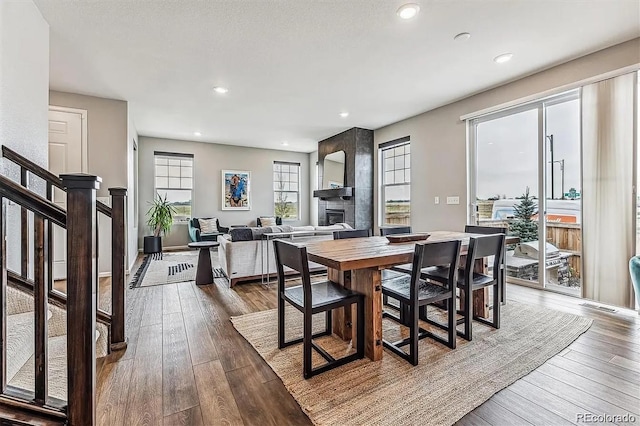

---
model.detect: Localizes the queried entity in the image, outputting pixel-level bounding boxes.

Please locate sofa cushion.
[314,223,352,231]
[291,226,315,232]
[259,216,277,226]
[199,218,218,233]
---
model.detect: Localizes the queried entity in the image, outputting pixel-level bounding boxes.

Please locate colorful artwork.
[222,170,251,210]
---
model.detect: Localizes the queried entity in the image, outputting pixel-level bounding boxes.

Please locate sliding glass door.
[475,107,541,286]
[471,89,582,295]
[543,94,582,296]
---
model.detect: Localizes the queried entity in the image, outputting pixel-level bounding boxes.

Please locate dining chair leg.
[278,295,285,349]
[409,303,419,366]
[303,310,313,379]
[494,283,501,329]
[447,296,456,349]
[463,288,473,341]
[501,246,507,305]
[325,309,332,335]
[356,298,364,358]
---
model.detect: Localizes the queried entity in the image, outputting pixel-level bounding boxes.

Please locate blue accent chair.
[188,218,228,242]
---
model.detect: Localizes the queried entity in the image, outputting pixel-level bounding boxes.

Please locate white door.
[48,108,85,280]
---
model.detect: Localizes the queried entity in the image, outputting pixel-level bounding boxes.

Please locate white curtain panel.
[581,72,636,308]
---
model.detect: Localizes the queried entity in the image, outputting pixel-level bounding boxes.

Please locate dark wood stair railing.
[1,146,127,352]
[0,174,90,422]
[61,174,99,425]
[0,162,127,425]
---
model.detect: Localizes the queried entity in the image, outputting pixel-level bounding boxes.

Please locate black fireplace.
[326,209,345,225]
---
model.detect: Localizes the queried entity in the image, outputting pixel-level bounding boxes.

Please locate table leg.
[353,268,383,361]
[195,248,214,285]
[330,268,354,341]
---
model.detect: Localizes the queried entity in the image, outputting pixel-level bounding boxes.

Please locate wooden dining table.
[303,231,519,361]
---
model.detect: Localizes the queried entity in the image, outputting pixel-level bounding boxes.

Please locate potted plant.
[144,194,176,254]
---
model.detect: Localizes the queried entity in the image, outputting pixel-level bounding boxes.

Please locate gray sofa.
[218,223,352,286]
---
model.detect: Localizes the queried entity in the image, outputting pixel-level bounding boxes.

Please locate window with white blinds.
[154,151,193,222]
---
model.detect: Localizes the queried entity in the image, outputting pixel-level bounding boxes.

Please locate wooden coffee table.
[187,241,219,285]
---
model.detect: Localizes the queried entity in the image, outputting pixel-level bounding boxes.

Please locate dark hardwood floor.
[94,252,640,426]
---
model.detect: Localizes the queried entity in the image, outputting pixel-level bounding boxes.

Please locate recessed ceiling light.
[281,141,289,146]
[193,131,202,137]
[339,112,349,118]
[397,3,420,20]
[493,53,513,64]
[454,32,471,41]
[488,142,493,145]
[213,86,228,94]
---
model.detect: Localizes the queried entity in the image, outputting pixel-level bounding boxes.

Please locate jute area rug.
[131,251,224,288]
[231,301,592,426]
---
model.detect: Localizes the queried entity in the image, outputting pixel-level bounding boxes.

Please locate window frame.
[273,161,301,221]
[153,151,194,223]
[379,137,411,226]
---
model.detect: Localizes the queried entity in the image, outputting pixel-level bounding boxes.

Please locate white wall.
[48,91,132,274]
[0,0,49,273]
[374,38,640,232]
[49,91,128,196]
[139,137,311,248]
[127,112,139,271]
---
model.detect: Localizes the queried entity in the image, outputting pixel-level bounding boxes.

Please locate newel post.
[61,173,100,426]
[109,187,127,351]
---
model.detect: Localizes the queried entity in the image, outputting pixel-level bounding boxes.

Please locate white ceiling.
[35,0,640,153]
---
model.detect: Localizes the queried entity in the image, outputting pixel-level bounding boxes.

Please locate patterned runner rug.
[231,301,592,426]
[130,251,224,288]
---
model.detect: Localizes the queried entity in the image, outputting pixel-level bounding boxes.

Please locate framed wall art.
[222,170,251,210]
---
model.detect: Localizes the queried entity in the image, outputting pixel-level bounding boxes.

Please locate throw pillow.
[199,218,218,233]
[230,228,253,241]
[259,216,277,227]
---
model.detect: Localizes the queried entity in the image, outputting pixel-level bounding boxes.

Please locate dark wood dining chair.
[333,228,372,239]
[420,226,507,292]
[464,225,508,304]
[381,240,461,365]
[274,240,365,379]
[333,228,373,281]
[457,234,505,341]
[380,226,412,236]
[379,226,413,306]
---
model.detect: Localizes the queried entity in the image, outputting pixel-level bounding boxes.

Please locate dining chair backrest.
[464,234,506,281]
[464,225,508,235]
[410,240,461,294]
[380,226,412,236]
[274,240,312,305]
[334,229,373,239]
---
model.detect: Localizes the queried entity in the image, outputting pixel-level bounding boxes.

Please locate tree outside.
[510,187,538,243]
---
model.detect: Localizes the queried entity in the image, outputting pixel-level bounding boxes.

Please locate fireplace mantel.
[313,187,353,200]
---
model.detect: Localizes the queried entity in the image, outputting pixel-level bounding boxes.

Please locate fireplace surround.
[316,127,373,229]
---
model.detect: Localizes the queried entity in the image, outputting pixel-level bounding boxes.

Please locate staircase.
[5,286,109,400]
[0,146,128,425]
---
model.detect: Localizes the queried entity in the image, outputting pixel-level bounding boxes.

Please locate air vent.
[580,302,617,313]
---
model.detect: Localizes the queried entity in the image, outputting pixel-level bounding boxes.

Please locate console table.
[259,230,335,285]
